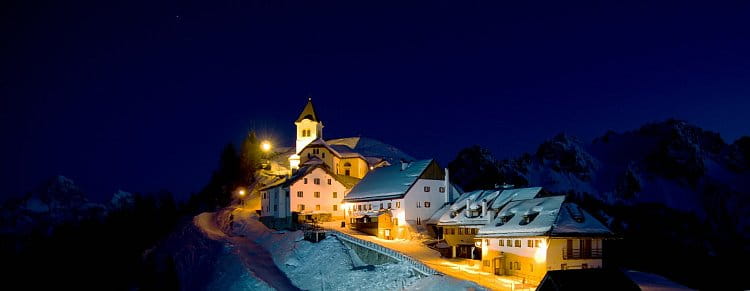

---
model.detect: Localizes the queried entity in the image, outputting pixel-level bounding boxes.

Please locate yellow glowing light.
[260,140,272,152]
[238,189,246,196]
[534,239,548,263]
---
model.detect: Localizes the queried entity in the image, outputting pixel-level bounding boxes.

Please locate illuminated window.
[387,202,392,209]
[396,201,401,208]
[333,205,338,211]
[424,186,430,192]
[315,205,320,211]
[314,178,320,185]
[515,240,521,247]
[314,191,320,198]
[507,239,512,246]
[297,191,303,197]
[499,240,504,246]
[327,179,332,185]
[298,204,305,211]
[332,192,337,198]
[304,178,308,184]
[535,240,540,248]
[528,240,533,248]
[439,187,445,193]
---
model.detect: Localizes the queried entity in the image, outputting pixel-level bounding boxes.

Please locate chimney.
[465,198,472,217]
[444,168,450,203]
[481,199,488,217]
[401,160,409,171]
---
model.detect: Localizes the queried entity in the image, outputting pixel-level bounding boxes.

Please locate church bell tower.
[289,97,323,170]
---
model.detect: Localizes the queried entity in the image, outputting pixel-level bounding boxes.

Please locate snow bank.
[625,270,693,291]
[228,208,485,291]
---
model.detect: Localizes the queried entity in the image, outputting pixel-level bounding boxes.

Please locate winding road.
[194,211,300,291]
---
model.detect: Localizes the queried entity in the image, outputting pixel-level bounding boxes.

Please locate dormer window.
[519,212,539,225]
[500,214,514,224]
[566,204,585,223]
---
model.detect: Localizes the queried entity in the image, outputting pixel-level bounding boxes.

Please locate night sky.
[2,0,749,201]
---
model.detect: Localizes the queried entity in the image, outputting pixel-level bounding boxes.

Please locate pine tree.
[239,130,261,186]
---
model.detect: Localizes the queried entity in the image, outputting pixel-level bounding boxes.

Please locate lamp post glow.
[261,140,272,152]
[238,189,246,197]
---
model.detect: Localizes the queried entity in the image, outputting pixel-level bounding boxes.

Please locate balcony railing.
[562,248,602,260]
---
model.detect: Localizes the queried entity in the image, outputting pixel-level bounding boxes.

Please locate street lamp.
[238,189,246,197]
[261,140,272,152]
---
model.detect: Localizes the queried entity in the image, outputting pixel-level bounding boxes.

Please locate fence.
[328,230,443,277]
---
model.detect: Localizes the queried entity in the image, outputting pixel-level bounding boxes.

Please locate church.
[259,98,415,228]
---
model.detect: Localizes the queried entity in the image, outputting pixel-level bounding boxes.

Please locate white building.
[260,160,359,227]
[258,98,414,228]
[475,195,613,283]
[342,159,460,239]
[437,187,543,259]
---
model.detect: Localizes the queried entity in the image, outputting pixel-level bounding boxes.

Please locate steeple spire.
[295,97,319,123]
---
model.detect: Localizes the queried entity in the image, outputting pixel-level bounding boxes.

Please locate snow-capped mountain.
[449,119,749,289]
[491,120,749,232]
[0,176,109,236]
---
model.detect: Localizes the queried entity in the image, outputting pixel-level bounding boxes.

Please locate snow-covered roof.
[549,202,613,236]
[327,137,415,163]
[260,163,361,191]
[476,196,613,237]
[489,187,543,209]
[351,210,389,218]
[428,203,452,223]
[343,159,436,202]
[438,187,543,226]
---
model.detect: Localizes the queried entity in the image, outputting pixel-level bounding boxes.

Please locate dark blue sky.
[2,0,749,201]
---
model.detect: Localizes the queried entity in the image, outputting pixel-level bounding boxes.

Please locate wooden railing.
[562,248,602,260]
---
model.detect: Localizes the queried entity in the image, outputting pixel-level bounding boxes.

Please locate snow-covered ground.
[195,207,485,290]
[625,270,693,291]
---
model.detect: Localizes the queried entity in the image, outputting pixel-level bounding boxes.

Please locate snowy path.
[322,221,534,291]
[194,212,300,291]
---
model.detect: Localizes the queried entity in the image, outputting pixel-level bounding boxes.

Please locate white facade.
[289,168,349,217]
[260,185,290,218]
[295,118,323,154]
[261,167,352,219]
[347,178,448,225]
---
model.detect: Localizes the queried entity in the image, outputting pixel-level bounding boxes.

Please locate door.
[384,229,391,240]
[493,257,503,275]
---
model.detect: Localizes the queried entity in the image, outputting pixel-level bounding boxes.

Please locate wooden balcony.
[562,248,602,260]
